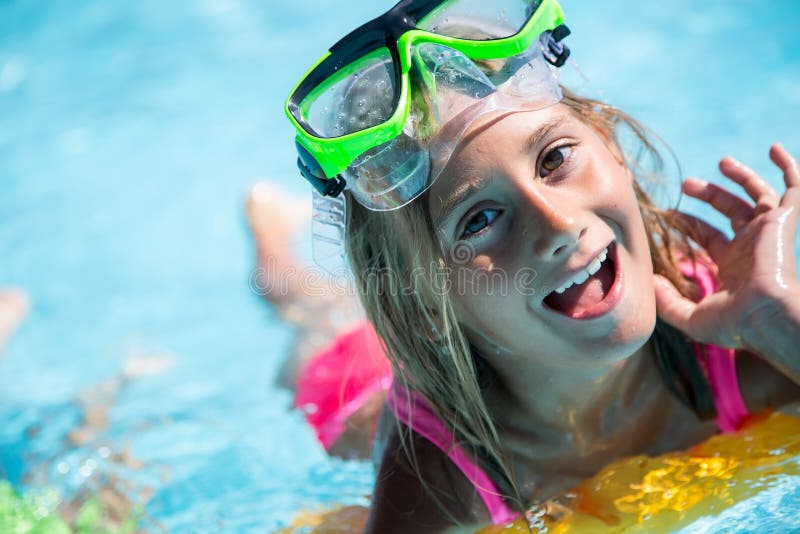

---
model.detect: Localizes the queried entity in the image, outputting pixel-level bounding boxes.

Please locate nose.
[523,187,587,260]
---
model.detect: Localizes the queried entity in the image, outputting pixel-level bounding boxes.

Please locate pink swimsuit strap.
[387,381,520,525]
[680,260,750,432]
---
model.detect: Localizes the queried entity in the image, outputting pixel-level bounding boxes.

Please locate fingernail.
[682,177,706,192]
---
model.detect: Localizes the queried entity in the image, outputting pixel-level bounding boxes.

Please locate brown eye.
[540,146,571,176]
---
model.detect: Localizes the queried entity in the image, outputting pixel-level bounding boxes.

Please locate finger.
[770,143,800,190]
[682,177,754,225]
[669,211,731,261]
[719,157,780,208]
[653,275,698,338]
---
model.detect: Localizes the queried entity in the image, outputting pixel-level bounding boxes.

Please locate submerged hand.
[653,143,800,352]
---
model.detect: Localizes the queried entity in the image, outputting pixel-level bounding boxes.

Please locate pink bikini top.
[295,322,392,451]
[388,260,750,525]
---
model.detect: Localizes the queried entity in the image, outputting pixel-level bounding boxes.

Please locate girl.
[284,0,800,531]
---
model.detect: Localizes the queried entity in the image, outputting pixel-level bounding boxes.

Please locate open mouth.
[543,242,621,320]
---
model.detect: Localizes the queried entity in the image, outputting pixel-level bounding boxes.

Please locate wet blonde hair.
[344,88,706,516]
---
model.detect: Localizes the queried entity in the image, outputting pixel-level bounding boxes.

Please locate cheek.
[450,291,501,351]
[451,257,515,316]
[449,260,530,340]
[581,157,646,239]
[580,154,630,203]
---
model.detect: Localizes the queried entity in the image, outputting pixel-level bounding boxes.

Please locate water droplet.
[301,403,318,415]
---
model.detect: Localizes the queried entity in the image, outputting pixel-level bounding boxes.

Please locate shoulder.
[365,412,489,534]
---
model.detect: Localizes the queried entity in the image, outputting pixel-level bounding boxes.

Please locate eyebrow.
[526,116,568,154]
[433,174,499,232]
[433,116,570,231]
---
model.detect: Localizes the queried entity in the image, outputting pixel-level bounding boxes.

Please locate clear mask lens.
[301,48,396,139]
[418,0,544,40]
[347,36,561,211]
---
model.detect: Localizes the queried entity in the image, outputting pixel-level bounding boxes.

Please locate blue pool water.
[0,0,799,531]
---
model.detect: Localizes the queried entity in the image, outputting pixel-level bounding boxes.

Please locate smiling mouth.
[543,242,621,320]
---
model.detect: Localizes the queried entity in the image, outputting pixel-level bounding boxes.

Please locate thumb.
[653,274,697,338]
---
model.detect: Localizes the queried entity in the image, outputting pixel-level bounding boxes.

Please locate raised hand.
[653,143,800,354]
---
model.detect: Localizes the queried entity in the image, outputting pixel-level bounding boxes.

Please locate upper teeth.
[554,247,609,294]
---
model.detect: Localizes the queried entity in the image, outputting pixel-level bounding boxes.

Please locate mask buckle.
[296,140,347,197]
[543,24,571,68]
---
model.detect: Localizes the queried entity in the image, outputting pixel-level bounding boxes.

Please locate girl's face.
[426,104,657,368]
